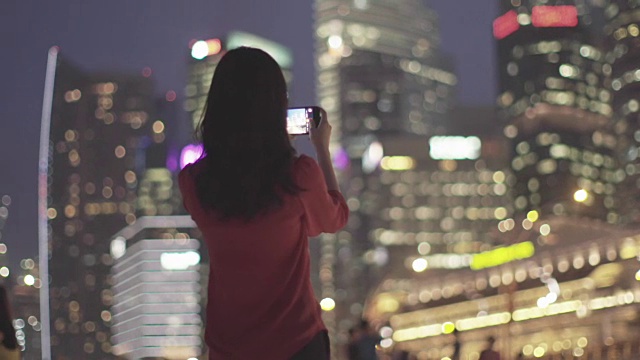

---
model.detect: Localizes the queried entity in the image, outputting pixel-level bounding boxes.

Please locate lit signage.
[532,6,578,28]
[429,136,481,160]
[493,10,519,39]
[191,39,222,60]
[160,251,201,270]
[180,144,203,169]
[110,236,126,260]
[362,141,383,173]
[470,241,535,270]
[380,156,415,171]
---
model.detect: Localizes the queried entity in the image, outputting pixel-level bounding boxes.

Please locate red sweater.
[178,155,349,359]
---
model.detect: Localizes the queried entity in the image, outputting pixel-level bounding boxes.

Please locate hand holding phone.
[286,106,322,135]
[309,107,331,151]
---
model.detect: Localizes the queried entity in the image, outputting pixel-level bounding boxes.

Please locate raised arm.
[309,108,339,192]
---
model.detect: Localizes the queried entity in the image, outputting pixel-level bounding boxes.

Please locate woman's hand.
[309,108,331,151]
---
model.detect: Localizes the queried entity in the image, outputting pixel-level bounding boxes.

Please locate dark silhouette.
[479,336,501,360]
[179,47,348,360]
[347,327,361,360]
[451,329,461,360]
[392,350,410,360]
[0,285,20,359]
[194,46,301,221]
[354,320,381,360]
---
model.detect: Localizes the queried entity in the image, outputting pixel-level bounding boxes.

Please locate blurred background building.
[604,0,640,224]
[185,31,294,131]
[495,0,617,223]
[23,2,640,359]
[39,47,158,359]
[314,0,458,354]
[0,195,43,359]
[108,216,204,359]
[361,1,640,359]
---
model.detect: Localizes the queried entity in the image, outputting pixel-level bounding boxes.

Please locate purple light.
[180,144,203,169]
[166,153,179,172]
[333,147,350,171]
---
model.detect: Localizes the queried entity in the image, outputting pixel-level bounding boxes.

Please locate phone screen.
[286,107,314,135]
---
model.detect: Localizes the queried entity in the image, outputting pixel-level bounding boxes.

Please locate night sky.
[1,1,498,264]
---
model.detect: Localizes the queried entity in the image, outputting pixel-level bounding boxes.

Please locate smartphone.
[286,107,322,135]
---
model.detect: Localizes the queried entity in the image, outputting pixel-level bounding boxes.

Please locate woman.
[0,284,20,359]
[179,47,349,359]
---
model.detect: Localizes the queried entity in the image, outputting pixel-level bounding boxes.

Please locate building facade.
[108,216,205,359]
[495,0,620,222]
[185,31,294,131]
[360,2,640,359]
[604,0,640,224]
[314,0,457,353]
[39,48,155,359]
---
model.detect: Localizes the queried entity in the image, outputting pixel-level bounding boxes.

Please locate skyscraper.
[358,2,640,358]
[604,0,640,224]
[314,0,457,351]
[39,47,155,359]
[185,31,294,131]
[108,216,204,360]
[495,0,620,222]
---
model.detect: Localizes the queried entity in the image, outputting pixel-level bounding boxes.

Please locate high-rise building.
[0,195,10,273]
[12,258,43,360]
[372,108,513,276]
[38,47,155,359]
[108,216,204,359]
[356,2,640,358]
[495,0,620,222]
[136,94,184,219]
[604,0,640,224]
[185,31,294,131]
[0,195,43,359]
[314,0,457,350]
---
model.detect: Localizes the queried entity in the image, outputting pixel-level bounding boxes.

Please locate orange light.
[206,39,222,56]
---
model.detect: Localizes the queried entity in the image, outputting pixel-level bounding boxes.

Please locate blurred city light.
[380,156,415,171]
[160,251,201,270]
[191,40,210,60]
[441,322,455,334]
[493,10,519,39]
[573,189,589,202]
[24,274,35,286]
[320,297,336,311]
[531,6,578,28]
[180,144,204,169]
[429,136,481,160]
[411,258,428,272]
[470,241,535,270]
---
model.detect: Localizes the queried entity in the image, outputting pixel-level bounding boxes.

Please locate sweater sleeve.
[295,155,349,237]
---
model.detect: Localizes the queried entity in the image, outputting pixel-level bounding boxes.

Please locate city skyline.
[1,1,640,359]
[1,1,498,264]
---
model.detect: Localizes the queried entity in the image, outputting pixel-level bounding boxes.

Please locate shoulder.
[293,154,322,181]
[178,160,204,190]
[293,154,319,172]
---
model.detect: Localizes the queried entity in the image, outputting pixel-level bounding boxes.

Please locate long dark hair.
[0,285,18,350]
[195,47,301,220]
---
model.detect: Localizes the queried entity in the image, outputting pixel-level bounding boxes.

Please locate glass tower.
[314,0,457,352]
[108,216,204,359]
[496,0,620,223]
[604,0,640,224]
[185,31,294,131]
[39,48,155,359]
